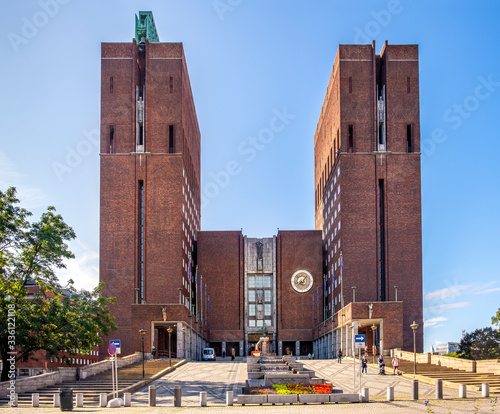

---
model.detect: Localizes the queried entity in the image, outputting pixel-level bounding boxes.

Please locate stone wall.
[476,359,500,375]
[0,352,142,397]
[397,351,483,372]
[0,368,76,397]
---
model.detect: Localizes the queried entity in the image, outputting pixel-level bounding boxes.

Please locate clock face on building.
[291,270,313,293]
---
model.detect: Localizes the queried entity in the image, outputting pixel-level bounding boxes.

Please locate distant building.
[7,280,99,378]
[99,13,423,359]
[434,342,460,355]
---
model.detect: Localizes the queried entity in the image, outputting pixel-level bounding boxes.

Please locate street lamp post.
[371,324,377,364]
[410,321,419,375]
[167,327,173,367]
[139,328,147,380]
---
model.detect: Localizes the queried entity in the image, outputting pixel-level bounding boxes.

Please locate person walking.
[361,355,368,374]
[337,349,342,363]
[378,355,386,375]
[392,355,400,375]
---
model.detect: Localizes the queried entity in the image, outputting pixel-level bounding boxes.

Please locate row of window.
[248,303,272,316]
[107,124,176,154]
[248,275,272,288]
[249,319,272,327]
[248,289,271,302]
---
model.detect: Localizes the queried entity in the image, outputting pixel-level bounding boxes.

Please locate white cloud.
[424,302,471,315]
[424,316,448,328]
[424,284,470,301]
[474,286,500,295]
[425,281,498,302]
[0,151,48,209]
[57,240,99,292]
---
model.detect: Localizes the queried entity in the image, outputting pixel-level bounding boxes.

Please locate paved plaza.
[6,359,497,413]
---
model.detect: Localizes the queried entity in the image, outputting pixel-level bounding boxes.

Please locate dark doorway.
[283,341,296,356]
[157,326,177,358]
[301,341,313,356]
[209,342,222,356]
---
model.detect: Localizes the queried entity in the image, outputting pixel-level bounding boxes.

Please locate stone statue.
[162,306,167,321]
[368,303,373,319]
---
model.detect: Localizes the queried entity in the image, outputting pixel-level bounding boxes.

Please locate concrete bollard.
[149,386,156,407]
[361,387,369,402]
[99,393,107,407]
[226,391,234,406]
[387,386,394,401]
[124,393,131,407]
[200,391,207,406]
[411,380,419,401]
[174,385,182,407]
[482,383,490,398]
[76,393,84,407]
[53,393,60,407]
[435,379,443,399]
[32,393,39,407]
[459,384,467,398]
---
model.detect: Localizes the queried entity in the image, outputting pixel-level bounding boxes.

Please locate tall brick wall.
[313,42,423,352]
[100,39,201,357]
[277,230,323,341]
[198,231,244,341]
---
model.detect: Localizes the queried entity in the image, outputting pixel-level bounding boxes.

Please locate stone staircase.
[395,359,500,393]
[0,358,180,407]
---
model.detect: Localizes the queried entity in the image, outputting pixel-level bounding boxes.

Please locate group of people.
[336,349,400,375]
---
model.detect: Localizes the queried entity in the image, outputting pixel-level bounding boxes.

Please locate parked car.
[202,348,216,361]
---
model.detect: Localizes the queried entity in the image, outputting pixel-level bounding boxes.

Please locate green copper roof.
[135,11,159,43]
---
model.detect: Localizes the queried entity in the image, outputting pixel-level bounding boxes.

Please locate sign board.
[108,343,117,356]
[354,334,365,349]
[110,340,121,354]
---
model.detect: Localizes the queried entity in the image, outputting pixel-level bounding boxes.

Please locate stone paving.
[5,358,497,413]
[301,358,467,399]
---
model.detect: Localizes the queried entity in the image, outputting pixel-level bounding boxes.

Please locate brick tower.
[99,12,202,357]
[313,41,423,356]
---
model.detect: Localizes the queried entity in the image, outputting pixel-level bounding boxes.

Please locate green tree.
[0,187,117,382]
[492,308,500,331]
[459,327,500,360]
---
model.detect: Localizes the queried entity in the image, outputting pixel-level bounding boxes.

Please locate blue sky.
[1,0,499,352]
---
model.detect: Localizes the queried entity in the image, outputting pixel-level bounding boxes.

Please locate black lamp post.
[139,328,146,380]
[410,321,419,375]
[371,324,377,364]
[167,327,173,367]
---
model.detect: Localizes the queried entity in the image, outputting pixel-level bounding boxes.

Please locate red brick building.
[313,41,423,357]
[99,13,422,359]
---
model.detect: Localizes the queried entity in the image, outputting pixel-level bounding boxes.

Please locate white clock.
[291,270,313,293]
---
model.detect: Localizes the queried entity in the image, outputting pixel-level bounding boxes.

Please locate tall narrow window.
[378,123,384,146]
[138,125,144,146]
[378,179,386,301]
[169,125,174,153]
[348,125,354,153]
[407,124,412,153]
[349,76,352,94]
[169,76,173,93]
[407,77,411,94]
[109,126,115,154]
[138,180,145,304]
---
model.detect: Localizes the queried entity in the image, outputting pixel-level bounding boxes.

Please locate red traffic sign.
[108,343,117,356]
